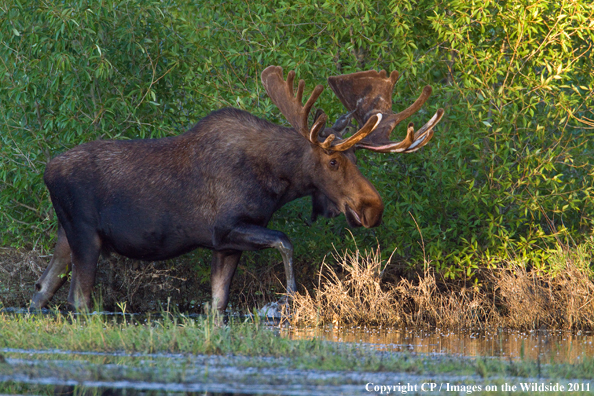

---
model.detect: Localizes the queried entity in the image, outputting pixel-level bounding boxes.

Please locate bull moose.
[31,66,443,313]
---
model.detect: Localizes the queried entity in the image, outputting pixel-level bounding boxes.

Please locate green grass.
[1,310,594,380]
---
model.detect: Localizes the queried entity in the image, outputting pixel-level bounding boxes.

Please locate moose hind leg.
[210,250,242,313]
[67,232,102,311]
[31,223,71,309]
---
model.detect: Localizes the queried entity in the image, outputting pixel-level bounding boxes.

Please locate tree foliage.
[1,0,593,277]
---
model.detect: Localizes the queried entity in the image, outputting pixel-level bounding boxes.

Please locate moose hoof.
[259,298,291,320]
[30,292,49,310]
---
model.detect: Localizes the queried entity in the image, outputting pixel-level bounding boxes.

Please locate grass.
[290,240,594,330]
[0,309,594,380]
[2,238,593,331]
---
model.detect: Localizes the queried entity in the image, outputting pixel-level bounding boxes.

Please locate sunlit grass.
[290,242,594,330]
[1,309,594,380]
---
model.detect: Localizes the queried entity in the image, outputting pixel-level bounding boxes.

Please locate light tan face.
[312,148,383,228]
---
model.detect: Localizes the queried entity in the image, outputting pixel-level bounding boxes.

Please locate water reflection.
[4,307,593,364]
[284,326,594,363]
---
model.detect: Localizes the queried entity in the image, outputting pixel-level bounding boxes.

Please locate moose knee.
[273,237,293,258]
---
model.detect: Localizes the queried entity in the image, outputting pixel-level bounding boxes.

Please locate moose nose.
[362,207,383,228]
[360,197,384,228]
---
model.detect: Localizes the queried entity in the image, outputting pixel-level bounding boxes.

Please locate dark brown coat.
[32,108,382,311]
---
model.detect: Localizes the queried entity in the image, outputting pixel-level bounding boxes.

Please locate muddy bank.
[2,247,594,331]
[0,248,294,313]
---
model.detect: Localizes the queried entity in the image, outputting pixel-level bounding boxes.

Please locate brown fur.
[33,108,384,312]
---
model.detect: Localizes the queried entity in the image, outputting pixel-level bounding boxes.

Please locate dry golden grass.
[393,270,501,329]
[289,241,594,330]
[495,241,594,329]
[290,247,402,326]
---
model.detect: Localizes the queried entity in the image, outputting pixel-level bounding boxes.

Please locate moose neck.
[256,126,320,208]
[183,108,321,211]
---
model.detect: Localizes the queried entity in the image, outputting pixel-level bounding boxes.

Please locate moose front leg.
[214,224,297,299]
[211,250,242,313]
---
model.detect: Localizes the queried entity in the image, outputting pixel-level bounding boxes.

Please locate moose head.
[307,68,445,223]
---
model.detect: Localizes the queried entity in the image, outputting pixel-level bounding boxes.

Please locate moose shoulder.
[32,66,443,313]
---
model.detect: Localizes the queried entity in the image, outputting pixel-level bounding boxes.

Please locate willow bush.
[1,0,593,281]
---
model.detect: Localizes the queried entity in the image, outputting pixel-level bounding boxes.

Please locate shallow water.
[284,326,594,364]
[0,350,489,396]
[4,307,593,364]
[2,308,593,395]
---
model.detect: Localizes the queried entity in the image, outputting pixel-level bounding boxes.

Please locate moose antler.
[261,66,381,152]
[328,70,444,153]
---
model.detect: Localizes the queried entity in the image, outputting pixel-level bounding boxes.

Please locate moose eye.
[329,159,338,169]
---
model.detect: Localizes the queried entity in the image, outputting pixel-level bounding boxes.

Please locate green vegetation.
[1,310,594,380]
[1,0,593,281]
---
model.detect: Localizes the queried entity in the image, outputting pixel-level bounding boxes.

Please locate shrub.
[1,0,593,280]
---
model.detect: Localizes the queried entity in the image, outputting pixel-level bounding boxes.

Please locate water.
[284,326,594,364]
[3,383,270,396]
[1,350,474,396]
[1,309,593,395]
[3,307,593,363]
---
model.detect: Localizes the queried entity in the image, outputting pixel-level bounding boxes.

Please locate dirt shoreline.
[2,247,594,330]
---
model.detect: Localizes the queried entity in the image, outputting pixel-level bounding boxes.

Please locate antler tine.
[405,131,435,153]
[261,65,324,138]
[295,78,304,103]
[357,108,444,153]
[404,108,444,152]
[328,68,444,153]
[286,70,296,96]
[309,112,328,143]
[303,83,323,120]
[331,113,382,152]
[310,112,342,150]
[413,108,444,140]
[389,86,433,128]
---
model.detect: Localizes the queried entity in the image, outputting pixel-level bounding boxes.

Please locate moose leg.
[215,224,297,296]
[31,223,71,309]
[67,232,102,311]
[210,250,242,313]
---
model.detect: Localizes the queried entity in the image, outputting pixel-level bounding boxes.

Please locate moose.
[31,66,443,313]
